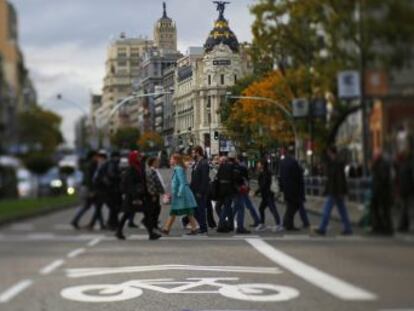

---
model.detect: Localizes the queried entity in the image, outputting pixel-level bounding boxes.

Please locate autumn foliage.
[138,131,164,152]
[225,70,299,150]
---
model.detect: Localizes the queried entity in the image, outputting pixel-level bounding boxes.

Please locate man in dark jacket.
[370,150,393,235]
[190,146,210,234]
[216,155,237,232]
[397,152,414,232]
[71,150,98,229]
[314,146,352,235]
[279,147,302,231]
[100,151,122,231]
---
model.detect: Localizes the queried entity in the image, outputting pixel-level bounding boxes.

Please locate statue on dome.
[213,1,230,19]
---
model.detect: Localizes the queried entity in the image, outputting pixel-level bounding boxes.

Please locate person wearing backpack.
[116,151,161,241]
[99,151,123,231]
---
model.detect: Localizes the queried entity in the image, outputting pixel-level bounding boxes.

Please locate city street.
[1,171,413,311]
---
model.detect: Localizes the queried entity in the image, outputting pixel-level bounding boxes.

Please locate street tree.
[138,131,163,152]
[17,107,63,175]
[224,71,296,152]
[250,0,414,145]
[110,127,141,150]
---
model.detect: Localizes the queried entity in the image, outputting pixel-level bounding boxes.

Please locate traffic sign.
[338,71,361,99]
[292,98,309,118]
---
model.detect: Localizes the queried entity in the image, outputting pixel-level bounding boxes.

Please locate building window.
[207,96,211,108]
[220,74,225,85]
[234,75,238,83]
[117,60,127,67]
[208,75,211,85]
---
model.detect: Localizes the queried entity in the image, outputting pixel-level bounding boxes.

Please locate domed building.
[173,2,252,155]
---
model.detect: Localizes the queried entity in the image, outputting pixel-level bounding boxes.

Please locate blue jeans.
[243,194,261,225]
[319,196,352,233]
[233,194,248,230]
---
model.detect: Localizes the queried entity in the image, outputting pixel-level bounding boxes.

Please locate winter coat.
[122,166,146,213]
[371,156,392,207]
[190,158,210,196]
[279,155,304,203]
[146,167,165,197]
[216,162,239,198]
[171,166,197,211]
[324,158,347,197]
[256,170,273,198]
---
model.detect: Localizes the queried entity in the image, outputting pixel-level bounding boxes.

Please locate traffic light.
[214,131,219,140]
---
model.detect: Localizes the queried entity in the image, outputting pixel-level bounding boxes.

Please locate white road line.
[39,259,65,275]
[379,309,414,311]
[28,233,55,240]
[67,248,85,259]
[246,238,377,301]
[0,279,33,303]
[54,224,73,230]
[10,223,34,231]
[87,237,102,247]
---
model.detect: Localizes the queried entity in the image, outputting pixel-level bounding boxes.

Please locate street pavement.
[0,169,413,311]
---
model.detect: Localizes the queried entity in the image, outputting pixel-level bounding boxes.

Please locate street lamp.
[225,93,299,159]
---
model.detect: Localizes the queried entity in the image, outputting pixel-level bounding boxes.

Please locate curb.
[0,201,80,227]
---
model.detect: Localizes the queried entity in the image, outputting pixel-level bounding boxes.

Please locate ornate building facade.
[173,3,252,155]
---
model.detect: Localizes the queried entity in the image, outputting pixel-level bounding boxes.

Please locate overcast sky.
[9,0,256,146]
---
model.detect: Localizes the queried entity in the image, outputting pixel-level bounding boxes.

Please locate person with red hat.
[116,150,161,240]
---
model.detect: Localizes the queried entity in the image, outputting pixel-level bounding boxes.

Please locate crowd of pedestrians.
[70,143,413,240]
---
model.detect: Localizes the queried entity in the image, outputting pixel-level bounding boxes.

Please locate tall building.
[125,3,180,134]
[0,0,36,152]
[132,47,182,133]
[173,3,252,155]
[153,2,177,52]
[98,33,153,134]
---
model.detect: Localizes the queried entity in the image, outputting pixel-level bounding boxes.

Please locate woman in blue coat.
[162,153,198,235]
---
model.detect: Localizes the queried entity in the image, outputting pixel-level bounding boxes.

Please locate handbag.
[162,194,171,205]
[239,184,250,195]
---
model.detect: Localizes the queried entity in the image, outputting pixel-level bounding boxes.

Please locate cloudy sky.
[9,0,256,146]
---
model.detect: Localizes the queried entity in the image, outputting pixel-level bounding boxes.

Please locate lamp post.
[225,93,299,159]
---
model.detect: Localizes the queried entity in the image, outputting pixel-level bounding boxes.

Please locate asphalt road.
[0,169,413,311]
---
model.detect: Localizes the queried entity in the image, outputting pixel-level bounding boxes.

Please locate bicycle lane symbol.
[60,265,300,303]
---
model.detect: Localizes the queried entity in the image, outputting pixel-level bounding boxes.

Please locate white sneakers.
[254,224,267,232]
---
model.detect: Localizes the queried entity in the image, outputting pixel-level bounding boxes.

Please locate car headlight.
[67,187,76,195]
[50,179,63,188]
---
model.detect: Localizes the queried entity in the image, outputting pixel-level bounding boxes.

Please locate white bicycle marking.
[65,264,282,278]
[61,277,299,303]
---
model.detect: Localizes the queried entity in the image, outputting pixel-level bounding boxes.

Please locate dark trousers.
[149,195,161,229]
[215,200,223,219]
[88,198,105,229]
[117,206,155,237]
[283,200,300,230]
[218,196,234,230]
[194,194,208,232]
[298,201,310,227]
[206,198,217,228]
[259,193,281,226]
[371,196,393,234]
[398,197,413,232]
[72,195,94,225]
[105,192,121,229]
